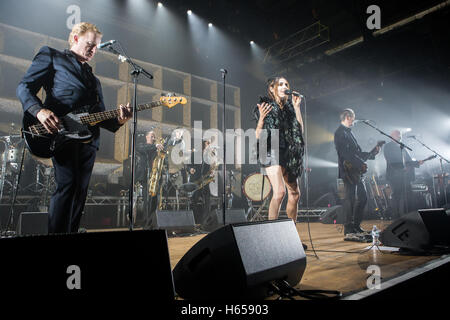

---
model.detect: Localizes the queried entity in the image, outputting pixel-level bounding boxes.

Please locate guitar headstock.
[160,94,187,108]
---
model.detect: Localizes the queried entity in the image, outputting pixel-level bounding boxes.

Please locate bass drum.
[243,173,271,202]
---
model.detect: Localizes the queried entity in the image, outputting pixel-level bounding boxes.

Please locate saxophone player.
[138,130,163,228]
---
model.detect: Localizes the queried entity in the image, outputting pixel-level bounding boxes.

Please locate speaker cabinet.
[380,208,450,251]
[319,205,344,224]
[0,230,174,299]
[203,209,247,231]
[153,210,196,233]
[173,219,307,300]
[17,212,48,236]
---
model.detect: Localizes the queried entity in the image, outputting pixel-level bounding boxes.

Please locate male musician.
[137,130,164,178]
[137,130,163,228]
[334,109,381,237]
[16,22,132,234]
[188,139,213,225]
[384,130,424,218]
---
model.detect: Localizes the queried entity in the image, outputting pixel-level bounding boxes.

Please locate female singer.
[254,76,305,221]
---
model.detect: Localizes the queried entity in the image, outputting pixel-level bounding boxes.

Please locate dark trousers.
[193,188,211,225]
[388,175,413,219]
[143,193,158,228]
[49,143,96,233]
[343,178,367,231]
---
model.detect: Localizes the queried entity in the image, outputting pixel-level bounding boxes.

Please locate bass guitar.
[22,95,187,158]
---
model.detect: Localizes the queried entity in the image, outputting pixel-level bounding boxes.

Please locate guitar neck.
[81,101,163,125]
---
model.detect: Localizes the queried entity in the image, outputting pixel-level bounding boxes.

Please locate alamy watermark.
[168,121,279,167]
[366,265,381,290]
[366,5,381,30]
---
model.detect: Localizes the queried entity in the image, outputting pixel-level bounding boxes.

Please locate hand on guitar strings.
[118,102,132,125]
[37,108,61,134]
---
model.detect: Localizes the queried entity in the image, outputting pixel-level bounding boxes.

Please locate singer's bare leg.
[283,168,300,223]
[265,165,285,220]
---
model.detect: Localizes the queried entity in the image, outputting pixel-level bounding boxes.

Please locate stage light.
[400,127,412,133]
[187,10,192,15]
[208,23,213,27]
[157,2,163,7]
[250,40,254,45]
[308,157,338,168]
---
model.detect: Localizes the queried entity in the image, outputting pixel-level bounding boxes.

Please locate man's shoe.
[344,233,371,243]
[344,225,356,235]
[354,225,370,235]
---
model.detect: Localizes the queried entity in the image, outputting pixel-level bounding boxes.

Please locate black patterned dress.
[253,97,305,182]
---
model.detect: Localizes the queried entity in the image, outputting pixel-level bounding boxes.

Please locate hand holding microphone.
[285,89,303,109]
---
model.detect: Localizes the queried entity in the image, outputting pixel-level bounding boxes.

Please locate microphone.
[98,40,117,49]
[353,119,370,124]
[284,89,304,98]
[220,68,228,74]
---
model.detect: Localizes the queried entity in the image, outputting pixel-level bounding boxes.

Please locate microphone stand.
[409,136,449,207]
[107,45,153,231]
[360,121,413,215]
[220,69,227,226]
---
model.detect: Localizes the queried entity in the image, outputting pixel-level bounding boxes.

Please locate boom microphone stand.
[408,136,449,207]
[220,69,227,226]
[107,44,153,231]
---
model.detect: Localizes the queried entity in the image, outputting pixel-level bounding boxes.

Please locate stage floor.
[165,219,447,299]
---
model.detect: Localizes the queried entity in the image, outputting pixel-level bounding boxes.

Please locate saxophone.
[148,138,167,197]
[196,151,219,190]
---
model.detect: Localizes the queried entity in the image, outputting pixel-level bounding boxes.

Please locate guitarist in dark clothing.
[16,22,132,233]
[334,109,381,237]
[384,130,424,218]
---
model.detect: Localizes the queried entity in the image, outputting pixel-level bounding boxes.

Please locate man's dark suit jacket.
[384,141,419,182]
[334,124,374,180]
[16,46,121,149]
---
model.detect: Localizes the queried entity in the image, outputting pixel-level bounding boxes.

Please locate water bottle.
[371,225,380,246]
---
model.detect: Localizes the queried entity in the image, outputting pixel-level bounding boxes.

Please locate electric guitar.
[343,140,385,184]
[406,154,437,181]
[22,95,187,158]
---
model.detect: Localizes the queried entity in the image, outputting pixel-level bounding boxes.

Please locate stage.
[161,219,449,300]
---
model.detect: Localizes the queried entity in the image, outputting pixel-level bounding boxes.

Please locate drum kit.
[132,128,276,217]
[1,127,55,211]
[133,130,222,212]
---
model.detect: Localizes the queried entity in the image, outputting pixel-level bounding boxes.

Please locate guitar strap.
[348,131,361,152]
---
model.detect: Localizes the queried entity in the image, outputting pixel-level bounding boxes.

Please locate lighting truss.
[263,21,330,64]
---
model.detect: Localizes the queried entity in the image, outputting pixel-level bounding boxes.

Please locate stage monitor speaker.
[0,230,175,300]
[203,209,247,232]
[17,212,48,236]
[173,219,307,300]
[380,208,450,251]
[153,210,196,233]
[319,205,344,224]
